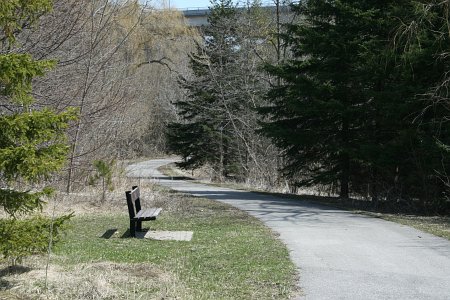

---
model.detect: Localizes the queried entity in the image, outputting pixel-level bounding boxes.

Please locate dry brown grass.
[0,164,297,299]
[1,260,188,300]
[0,177,190,300]
[42,177,171,217]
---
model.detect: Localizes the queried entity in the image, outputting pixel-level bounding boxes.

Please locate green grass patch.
[52,195,296,299]
[256,192,450,241]
[283,196,450,241]
[378,214,450,240]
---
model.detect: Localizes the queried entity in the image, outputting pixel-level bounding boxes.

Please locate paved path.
[127,159,450,300]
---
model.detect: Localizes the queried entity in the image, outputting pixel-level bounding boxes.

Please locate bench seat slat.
[133,207,162,220]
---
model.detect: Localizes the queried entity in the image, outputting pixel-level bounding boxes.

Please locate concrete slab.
[143,230,193,241]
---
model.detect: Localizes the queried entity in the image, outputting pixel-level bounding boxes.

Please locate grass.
[159,163,450,242]
[0,185,297,299]
[378,214,450,240]
[263,194,450,241]
[281,195,450,241]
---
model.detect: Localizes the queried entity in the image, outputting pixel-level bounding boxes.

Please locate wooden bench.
[125,186,162,237]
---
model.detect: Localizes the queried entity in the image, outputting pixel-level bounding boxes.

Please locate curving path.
[127,158,450,300]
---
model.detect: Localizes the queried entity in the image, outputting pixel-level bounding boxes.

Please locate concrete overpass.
[181,2,297,27]
[182,7,210,27]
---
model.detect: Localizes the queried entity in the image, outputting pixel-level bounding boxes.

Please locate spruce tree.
[167,0,239,178]
[260,0,414,199]
[168,0,271,180]
[0,0,77,263]
[389,1,450,209]
[260,0,450,210]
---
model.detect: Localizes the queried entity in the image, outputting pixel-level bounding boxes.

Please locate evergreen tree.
[0,0,77,263]
[168,0,273,181]
[390,0,450,209]
[89,160,115,203]
[260,0,418,199]
[262,0,372,197]
[261,0,450,211]
[167,0,238,179]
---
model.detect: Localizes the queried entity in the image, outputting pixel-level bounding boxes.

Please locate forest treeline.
[167,0,450,214]
[1,0,198,191]
[0,0,197,262]
[2,0,450,263]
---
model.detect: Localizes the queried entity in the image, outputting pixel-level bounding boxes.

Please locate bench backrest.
[125,186,141,218]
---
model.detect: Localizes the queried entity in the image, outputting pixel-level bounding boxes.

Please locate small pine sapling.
[88,160,115,202]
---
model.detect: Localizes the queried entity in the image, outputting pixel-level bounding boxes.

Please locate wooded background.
[2,0,450,217]
[168,0,450,214]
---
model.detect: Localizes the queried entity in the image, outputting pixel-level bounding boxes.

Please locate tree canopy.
[260,0,450,211]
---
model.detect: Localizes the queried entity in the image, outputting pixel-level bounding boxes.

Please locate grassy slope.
[379,214,450,240]
[259,195,450,241]
[50,193,297,299]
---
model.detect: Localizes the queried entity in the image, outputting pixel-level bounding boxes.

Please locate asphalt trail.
[127,158,450,300]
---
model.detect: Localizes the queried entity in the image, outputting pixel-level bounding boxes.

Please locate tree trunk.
[340,117,350,198]
[340,154,350,198]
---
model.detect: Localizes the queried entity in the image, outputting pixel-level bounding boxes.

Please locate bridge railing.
[182,7,209,11]
[180,0,299,11]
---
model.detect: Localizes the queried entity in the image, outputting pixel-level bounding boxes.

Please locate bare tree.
[16,0,199,192]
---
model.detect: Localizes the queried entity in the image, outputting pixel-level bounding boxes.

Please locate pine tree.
[0,0,77,263]
[167,0,239,178]
[260,0,416,199]
[389,0,450,209]
[168,0,272,181]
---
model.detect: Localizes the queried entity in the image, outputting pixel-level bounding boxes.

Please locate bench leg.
[136,220,143,232]
[130,220,136,237]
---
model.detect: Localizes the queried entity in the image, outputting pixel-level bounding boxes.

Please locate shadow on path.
[127,159,450,300]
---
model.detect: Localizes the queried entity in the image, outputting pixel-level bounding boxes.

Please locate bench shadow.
[100,228,118,239]
[120,228,151,239]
